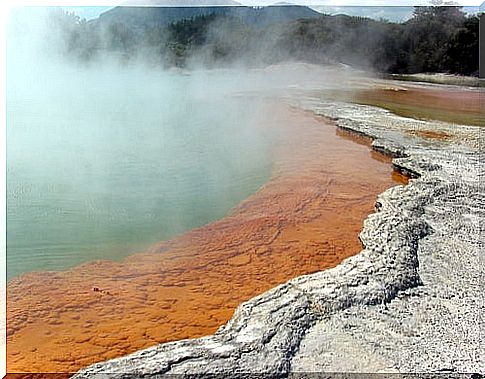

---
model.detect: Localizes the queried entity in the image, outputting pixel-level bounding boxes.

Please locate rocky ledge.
[73,94,484,378]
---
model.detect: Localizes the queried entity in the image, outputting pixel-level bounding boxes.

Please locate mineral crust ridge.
[74,95,484,378]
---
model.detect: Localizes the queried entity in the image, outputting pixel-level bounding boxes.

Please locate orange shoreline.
[7,103,408,374]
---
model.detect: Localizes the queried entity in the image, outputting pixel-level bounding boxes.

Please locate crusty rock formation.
[74,94,484,378]
[291,98,484,375]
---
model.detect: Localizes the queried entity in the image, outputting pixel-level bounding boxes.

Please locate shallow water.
[7,103,407,373]
[7,66,272,280]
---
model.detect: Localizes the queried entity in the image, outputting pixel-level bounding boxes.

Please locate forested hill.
[94,5,321,31]
[48,5,478,76]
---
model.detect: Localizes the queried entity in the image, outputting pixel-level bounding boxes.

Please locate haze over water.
[6,7,357,281]
[7,64,273,280]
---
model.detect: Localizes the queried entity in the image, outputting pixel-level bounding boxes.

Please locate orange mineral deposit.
[7,104,407,374]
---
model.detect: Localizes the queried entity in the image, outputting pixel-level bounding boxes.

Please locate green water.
[7,65,272,280]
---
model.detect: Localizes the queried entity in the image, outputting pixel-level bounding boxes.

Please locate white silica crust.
[73,93,484,378]
[290,97,484,375]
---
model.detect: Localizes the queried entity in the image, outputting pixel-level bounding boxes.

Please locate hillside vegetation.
[48,5,478,75]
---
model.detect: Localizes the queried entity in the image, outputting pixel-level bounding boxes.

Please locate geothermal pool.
[7,68,273,280]
[6,53,415,374]
[7,88,407,372]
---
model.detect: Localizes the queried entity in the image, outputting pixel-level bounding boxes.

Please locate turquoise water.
[7,65,272,280]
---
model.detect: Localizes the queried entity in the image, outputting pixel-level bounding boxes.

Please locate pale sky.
[64,1,481,22]
[4,0,482,6]
[3,0,482,21]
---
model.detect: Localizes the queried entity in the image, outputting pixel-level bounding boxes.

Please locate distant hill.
[121,0,242,5]
[47,5,478,76]
[93,4,321,31]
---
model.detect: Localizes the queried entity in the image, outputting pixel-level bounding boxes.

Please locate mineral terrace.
[74,86,484,378]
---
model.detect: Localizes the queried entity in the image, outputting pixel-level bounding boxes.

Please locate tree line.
[47,6,479,75]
